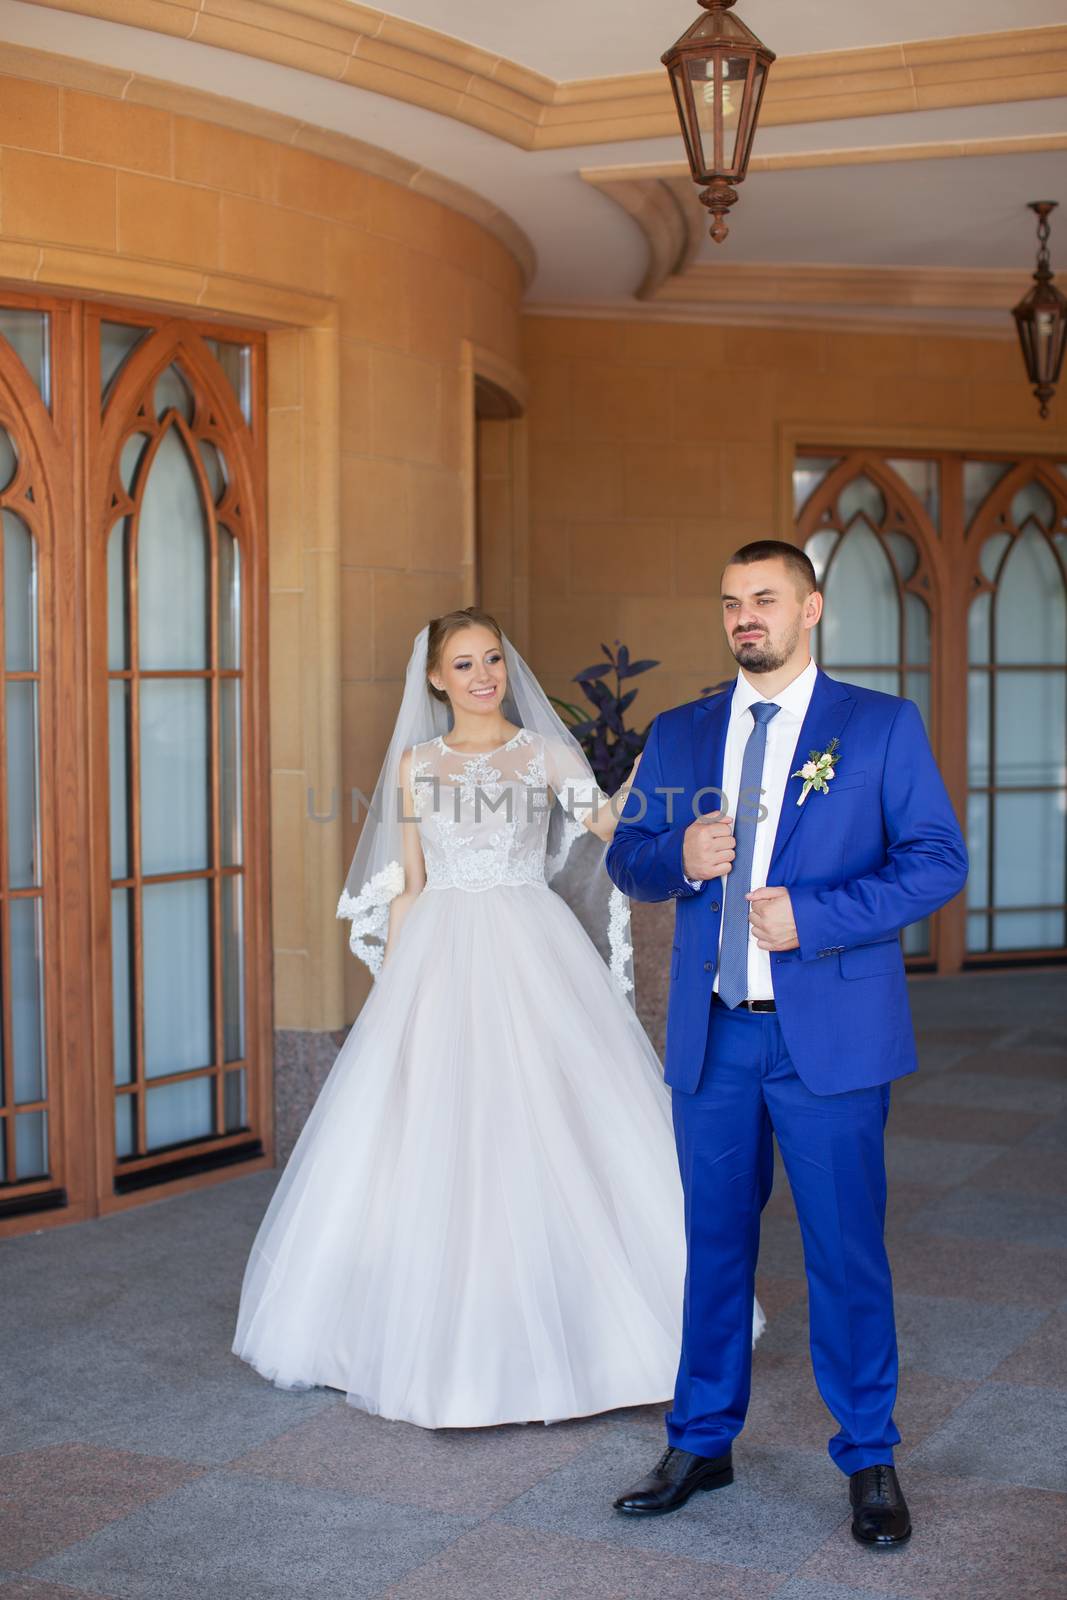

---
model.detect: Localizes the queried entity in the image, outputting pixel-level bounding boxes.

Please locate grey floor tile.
[1023,1110,1067,1150]
[905,1186,1067,1250]
[885,1102,1041,1146]
[379,1522,784,1600]
[948,1049,1067,1082]
[0,1582,115,1600]
[883,1137,1001,1188]
[907,1383,1067,1492]
[497,1427,850,1572]
[797,1469,1067,1600]
[887,1232,1067,1308]
[890,1293,1048,1381]
[0,1445,204,1570]
[771,1582,926,1600]
[901,1071,1067,1116]
[991,1311,1067,1386]
[967,1147,1067,1197]
[28,1470,474,1600]
[226,1398,608,1517]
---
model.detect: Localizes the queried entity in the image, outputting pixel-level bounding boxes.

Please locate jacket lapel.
[693,685,733,810]
[769,668,856,872]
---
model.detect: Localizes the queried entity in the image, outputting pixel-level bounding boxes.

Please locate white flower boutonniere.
[793,736,840,806]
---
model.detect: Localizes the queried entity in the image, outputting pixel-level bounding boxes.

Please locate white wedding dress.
[233,727,764,1428]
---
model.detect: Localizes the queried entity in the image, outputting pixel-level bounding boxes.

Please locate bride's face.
[430,625,507,715]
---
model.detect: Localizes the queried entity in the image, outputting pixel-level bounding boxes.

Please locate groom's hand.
[746,886,800,951]
[682,814,735,881]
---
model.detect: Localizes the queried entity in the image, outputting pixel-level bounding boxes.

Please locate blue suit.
[606,669,968,1472]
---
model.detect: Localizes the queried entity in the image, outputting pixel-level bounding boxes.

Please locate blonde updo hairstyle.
[425,606,505,706]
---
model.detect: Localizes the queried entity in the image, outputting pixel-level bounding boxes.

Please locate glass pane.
[994,528,1066,666]
[1011,481,1055,533]
[966,911,989,953]
[993,793,1064,910]
[142,879,212,1079]
[995,672,1066,785]
[804,528,838,584]
[118,432,148,496]
[887,458,939,527]
[966,794,989,909]
[146,1077,213,1152]
[0,309,50,406]
[964,461,1011,528]
[793,457,840,517]
[224,1067,246,1131]
[221,875,244,1061]
[885,530,919,581]
[219,678,242,868]
[140,679,210,875]
[722,54,750,167]
[197,439,227,504]
[904,593,930,664]
[833,669,899,695]
[154,363,194,423]
[101,322,148,402]
[107,519,129,671]
[109,680,130,880]
[979,532,1011,584]
[7,682,41,889]
[4,510,37,671]
[967,670,990,786]
[838,476,885,529]
[204,339,252,425]
[992,909,1065,952]
[902,918,930,956]
[112,888,134,1087]
[906,671,930,731]
[968,592,991,664]
[15,1110,48,1178]
[138,425,209,670]
[218,526,241,671]
[820,522,899,666]
[10,898,45,1105]
[0,425,16,494]
[115,1094,135,1160]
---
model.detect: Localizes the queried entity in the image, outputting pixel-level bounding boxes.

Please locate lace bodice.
[409,727,600,893]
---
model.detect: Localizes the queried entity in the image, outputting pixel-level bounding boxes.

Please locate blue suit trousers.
[666,1000,902,1475]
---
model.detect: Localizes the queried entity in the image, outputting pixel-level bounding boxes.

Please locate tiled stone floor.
[2,972,1065,1600]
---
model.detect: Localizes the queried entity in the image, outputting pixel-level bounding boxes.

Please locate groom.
[605,540,967,1547]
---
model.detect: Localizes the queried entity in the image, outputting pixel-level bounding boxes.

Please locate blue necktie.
[717,701,781,1008]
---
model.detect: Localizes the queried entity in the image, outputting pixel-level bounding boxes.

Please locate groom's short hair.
[725,540,819,597]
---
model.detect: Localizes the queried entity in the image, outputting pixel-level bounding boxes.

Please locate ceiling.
[376,2,1067,80]
[1,0,1065,330]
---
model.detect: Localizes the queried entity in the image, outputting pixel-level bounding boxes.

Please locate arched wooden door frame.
[84,308,272,1214]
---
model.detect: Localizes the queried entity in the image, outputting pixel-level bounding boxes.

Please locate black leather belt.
[713,993,776,1012]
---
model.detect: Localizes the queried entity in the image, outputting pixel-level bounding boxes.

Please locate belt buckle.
[745,998,775,1013]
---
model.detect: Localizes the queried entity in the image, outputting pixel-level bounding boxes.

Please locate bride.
[232,607,764,1428]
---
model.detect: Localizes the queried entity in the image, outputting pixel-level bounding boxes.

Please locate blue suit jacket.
[606,669,969,1096]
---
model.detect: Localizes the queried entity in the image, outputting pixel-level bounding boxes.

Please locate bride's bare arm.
[383,750,426,964]
[585,752,642,843]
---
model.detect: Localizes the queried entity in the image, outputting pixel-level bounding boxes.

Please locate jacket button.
[703,961,713,972]
[709,900,720,913]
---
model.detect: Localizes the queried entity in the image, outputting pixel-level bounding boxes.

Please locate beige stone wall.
[0,69,525,1031]
[523,315,1066,719]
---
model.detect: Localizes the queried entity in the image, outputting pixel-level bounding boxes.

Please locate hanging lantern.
[661,0,776,245]
[1012,201,1067,420]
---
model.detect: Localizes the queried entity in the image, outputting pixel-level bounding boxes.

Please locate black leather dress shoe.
[850,1464,912,1547]
[613,1446,734,1516]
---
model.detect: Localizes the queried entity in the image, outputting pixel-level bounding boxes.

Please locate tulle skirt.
[232,881,764,1428]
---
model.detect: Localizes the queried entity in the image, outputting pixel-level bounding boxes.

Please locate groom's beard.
[730,615,802,673]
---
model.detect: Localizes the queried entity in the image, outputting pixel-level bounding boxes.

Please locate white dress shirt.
[685,658,818,1000]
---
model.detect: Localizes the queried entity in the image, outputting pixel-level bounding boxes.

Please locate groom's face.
[721,558,816,675]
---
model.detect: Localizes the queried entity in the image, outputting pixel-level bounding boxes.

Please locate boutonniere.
[793,737,840,806]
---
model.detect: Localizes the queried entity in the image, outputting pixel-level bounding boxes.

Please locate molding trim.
[0,38,537,284]
[523,300,1017,342]
[16,2,1067,150]
[583,132,1067,302]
